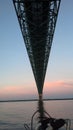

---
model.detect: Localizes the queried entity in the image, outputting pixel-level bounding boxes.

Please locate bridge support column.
[39,93,43,100]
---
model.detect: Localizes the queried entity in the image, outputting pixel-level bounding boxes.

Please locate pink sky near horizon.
[0,80,73,100]
[43,80,73,98]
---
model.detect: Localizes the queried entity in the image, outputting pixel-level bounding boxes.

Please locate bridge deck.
[13,0,61,94]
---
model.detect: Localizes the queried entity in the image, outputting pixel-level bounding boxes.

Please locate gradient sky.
[0,0,73,100]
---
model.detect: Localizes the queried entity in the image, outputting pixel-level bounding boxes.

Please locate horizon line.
[0,98,73,103]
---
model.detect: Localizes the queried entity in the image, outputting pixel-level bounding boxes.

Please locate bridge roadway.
[13,0,61,96]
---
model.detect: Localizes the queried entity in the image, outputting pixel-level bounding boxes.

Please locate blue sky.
[0,0,73,100]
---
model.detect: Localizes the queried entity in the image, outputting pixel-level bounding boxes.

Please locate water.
[0,100,73,130]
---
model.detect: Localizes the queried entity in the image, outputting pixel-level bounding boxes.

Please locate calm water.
[0,100,73,130]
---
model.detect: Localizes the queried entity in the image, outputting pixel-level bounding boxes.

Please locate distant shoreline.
[0,98,73,103]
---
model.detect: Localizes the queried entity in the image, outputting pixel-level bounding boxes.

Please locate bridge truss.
[13,0,61,95]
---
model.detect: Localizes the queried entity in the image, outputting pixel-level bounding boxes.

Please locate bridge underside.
[13,0,61,94]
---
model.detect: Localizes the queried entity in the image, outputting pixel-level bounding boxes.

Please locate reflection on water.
[38,99,46,122]
[0,100,73,129]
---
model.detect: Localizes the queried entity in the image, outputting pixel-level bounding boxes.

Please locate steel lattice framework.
[13,0,61,94]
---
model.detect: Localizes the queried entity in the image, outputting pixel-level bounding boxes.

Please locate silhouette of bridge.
[13,0,61,96]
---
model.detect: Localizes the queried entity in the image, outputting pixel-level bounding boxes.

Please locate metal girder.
[13,0,61,94]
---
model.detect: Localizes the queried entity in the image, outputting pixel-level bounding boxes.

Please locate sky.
[0,0,73,100]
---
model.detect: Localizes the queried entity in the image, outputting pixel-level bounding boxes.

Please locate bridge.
[13,0,61,97]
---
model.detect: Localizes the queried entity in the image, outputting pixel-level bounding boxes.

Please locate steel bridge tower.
[13,0,61,97]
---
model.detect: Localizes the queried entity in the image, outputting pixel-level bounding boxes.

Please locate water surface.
[0,100,73,130]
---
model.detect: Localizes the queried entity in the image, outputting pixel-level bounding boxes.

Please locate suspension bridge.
[13,0,61,98]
